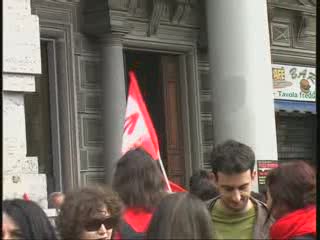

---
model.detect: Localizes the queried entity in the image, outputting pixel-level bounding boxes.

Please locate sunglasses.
[84,217,117,231]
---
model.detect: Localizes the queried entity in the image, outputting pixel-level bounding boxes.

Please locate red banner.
[122,71,186,192]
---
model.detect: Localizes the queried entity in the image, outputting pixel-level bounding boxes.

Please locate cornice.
[268,0,316,15]
[108,0,200,39]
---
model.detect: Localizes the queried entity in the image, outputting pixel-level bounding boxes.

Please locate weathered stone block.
[3,74,36,92]
[3,14,41,74]
[3,0,31,14]
[3,93,28,168]
[3,174,48,209]
[3,157,39,175]
[21,157,39,174]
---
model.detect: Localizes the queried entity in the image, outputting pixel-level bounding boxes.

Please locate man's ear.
[252,170,257,181]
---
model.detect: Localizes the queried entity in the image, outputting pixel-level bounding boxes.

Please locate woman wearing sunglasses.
[57,185,122,240]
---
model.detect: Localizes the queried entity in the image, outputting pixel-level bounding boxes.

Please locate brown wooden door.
[160,55,186,186]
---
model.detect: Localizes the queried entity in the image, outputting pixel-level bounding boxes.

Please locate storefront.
[272,64,316,166]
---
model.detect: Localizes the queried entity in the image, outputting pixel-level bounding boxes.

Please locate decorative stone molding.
[42,0,80,3]
[297,0,316,6]
[268,0,316,14]
[267,0,315,54]
[100,33,124,47]
[297,14,316,42]
[128,0,138,15]
[172,0,191,24]
[197,1,207,49]
[82,0,109,36]
[107,0,200,42]
[31,1,81,191]
[148,0,167,36]
[108,0,130,10]
[270,21,291,47]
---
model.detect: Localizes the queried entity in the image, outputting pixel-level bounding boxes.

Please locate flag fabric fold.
[122,71,186,193]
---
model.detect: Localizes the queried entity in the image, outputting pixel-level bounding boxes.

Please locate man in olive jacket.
[207,140,273,239]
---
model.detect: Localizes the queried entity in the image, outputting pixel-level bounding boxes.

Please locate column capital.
[99,33,124,47]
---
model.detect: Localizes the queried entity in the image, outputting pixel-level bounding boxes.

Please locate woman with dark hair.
[2,199,57,240]
[112,148,166,239]
[266,161,316,240]
[146,192,213,239]
[57,185,122,240]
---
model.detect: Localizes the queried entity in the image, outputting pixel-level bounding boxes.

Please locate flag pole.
[158,153,172,193]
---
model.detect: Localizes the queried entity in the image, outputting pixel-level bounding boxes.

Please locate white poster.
[272,64,316,102]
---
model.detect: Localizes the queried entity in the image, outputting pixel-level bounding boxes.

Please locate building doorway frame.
[123,38,203,186]
[33,8,81,192]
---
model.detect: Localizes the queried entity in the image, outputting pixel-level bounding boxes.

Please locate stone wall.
[3,0,48,209]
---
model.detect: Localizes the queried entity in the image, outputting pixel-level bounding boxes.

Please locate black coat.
[290,234,316,240]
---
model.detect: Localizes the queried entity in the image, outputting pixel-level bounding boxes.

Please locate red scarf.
[122,208,153,232]
[270,205,316,240]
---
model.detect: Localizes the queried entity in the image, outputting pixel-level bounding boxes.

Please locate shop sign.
[272,64,316,102]
[257,160,279,193]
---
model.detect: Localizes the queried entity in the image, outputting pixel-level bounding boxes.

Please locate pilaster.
[100,33,127,183]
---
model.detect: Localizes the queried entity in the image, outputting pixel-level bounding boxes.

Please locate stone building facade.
[3,0,316,207]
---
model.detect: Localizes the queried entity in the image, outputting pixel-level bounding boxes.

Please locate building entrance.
[125,50,186,186]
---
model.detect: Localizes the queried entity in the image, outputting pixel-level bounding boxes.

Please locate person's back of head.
[211,139,255,175]
[112,148,165,211]
[189,170,219,201]
[2,199,57,240]
[146,192,213,239]
[48,192,65,209]
[266,160,316,219]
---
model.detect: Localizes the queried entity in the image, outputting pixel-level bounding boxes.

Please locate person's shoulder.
[251,196,268,210]
[206,195,220,210]
[250,197,273,222]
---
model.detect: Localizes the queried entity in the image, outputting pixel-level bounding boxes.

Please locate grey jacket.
[207,196,274,239]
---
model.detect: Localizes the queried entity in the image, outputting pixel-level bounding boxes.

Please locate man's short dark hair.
[211,140,255,175]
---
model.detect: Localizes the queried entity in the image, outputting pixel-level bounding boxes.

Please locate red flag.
[169,181,187,192]
[122,71,186,192]
[122,71,159,159]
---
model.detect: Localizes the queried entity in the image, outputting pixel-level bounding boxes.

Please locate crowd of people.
[2,140,316,239]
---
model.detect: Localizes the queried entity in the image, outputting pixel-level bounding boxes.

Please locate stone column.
[100,34,127,184]
[205,1,278,190]
[3,0,48,208]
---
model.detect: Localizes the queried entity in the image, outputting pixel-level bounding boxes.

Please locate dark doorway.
[124,50,186,186]
[124,50,167,168]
